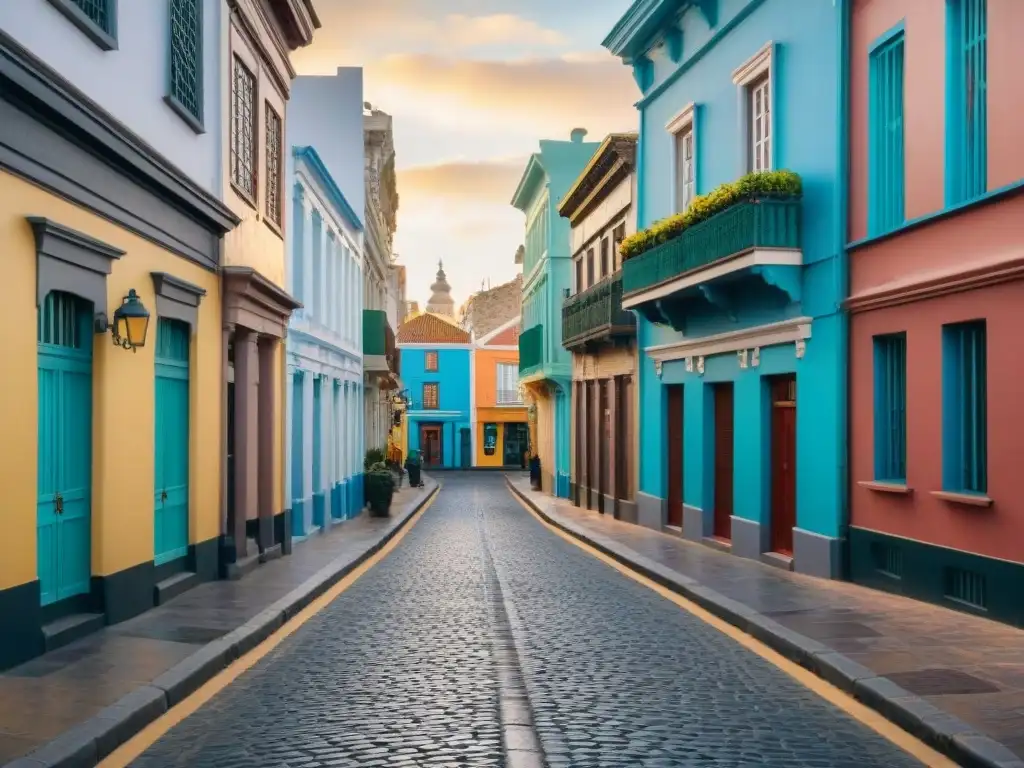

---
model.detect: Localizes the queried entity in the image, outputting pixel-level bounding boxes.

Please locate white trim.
[665,101,696,135]
[407,409,463,418]
[484,345,519,352]
[732,41,773,86]
[645,316,812,362]
[477,314,521,346]
[621,248,802,308]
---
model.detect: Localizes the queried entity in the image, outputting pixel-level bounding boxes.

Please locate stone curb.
[506,477,1024,768]
[5,480,441,768]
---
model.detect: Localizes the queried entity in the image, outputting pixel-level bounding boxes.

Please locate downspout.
[835,0,852,579]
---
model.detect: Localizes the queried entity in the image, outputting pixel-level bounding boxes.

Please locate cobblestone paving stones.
[133,474,927,767]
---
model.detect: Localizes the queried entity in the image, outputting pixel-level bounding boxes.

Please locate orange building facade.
[473,318,529,468]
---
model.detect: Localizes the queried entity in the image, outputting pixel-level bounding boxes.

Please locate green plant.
[364,447,386,471]
[365,461,396,516]
[619,169,802,262]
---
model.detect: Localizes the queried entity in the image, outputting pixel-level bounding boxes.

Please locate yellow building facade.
[0,32,237,669]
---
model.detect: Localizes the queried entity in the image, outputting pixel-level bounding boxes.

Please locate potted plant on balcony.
[365,461,396,517]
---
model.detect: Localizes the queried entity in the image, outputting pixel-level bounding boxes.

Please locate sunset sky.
[291,0,639,310]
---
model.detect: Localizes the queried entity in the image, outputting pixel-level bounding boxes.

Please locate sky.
[291,0,640,311]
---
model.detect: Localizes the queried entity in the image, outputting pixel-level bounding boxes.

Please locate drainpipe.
[835,0,852,579]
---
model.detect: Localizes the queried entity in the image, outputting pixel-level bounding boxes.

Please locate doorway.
[420,424,443,467]
[37,292,93,607]
[666,384,683,528]
[503,422,528,467]
[713,382,734,540]
[598,380,609,513]
[460,427,471,468]
[154,318,191,567]
[770,375,797,555]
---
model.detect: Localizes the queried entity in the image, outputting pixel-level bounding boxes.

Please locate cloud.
[365,53,639,138]
[398,158,530,204]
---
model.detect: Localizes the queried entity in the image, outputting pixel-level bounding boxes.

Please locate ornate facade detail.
[737,349,748,369]
[795,339,806,359]
[751,346,761,367]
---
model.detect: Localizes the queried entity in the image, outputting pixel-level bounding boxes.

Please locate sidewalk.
[507,475,1024,768]
[0,476,438,768]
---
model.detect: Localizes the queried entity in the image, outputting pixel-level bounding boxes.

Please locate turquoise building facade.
[513,130,601,498]
[397,315,474,469]
[603,0,847,577]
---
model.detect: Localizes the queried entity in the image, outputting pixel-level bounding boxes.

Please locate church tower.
[425,260,455,317]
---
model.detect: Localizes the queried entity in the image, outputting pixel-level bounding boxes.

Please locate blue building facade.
[513,130,601,498]
[284,143,365,539]
[603,0,846,577]
[397,315,474,469]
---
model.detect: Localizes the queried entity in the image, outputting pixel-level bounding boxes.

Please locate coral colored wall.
[850,276,1024,564]
[848,0,1024,242]
[0,171,222,591]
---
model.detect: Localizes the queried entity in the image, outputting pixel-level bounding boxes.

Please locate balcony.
[363,309,399,385]
[621,196,803,330]
[518,324,543,378]
[562,272,636,350]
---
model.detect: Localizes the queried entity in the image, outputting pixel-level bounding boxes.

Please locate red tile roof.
[396,313,471,344]
[486,325,520,346]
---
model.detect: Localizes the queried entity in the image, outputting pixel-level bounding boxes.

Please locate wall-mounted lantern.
[99,289,151,352]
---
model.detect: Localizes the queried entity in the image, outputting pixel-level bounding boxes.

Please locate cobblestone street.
[130,474,928,767]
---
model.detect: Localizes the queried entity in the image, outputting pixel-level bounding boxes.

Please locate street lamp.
[107,289,151,352]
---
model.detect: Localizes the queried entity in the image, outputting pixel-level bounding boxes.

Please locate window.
[942,320,987,494]
[749,74,771,172]
[612,223,626,271]
[48,0,117,49]
[868,29,905,235]
[265,104,283,226]
[947,0,987,203]
[574,257,583,295]
[585,248,594,288]
[497,363,520,404]
[425,351,439,372]
[422,383,439,410]
[599,237,609,280]
[873,333,907,482]
[676,127,695,209]
[167,0,203,128]
[230,56,257,200]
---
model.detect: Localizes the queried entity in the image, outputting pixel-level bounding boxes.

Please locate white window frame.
[732,42,775,173]
[666,102,697,213]
[496,363,521,404]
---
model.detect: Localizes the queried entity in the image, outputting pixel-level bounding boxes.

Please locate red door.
[420,425,442,467]
[666,385,684,527]
[770,376,797,554]
[713,383,734,540]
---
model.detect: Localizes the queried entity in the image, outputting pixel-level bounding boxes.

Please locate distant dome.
[426,260,455,316]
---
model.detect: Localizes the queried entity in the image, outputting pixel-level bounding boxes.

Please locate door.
[574,383,583,503]
[421,425,442,467]
[770,375,797,554]
[503,423,526,467]
[37,291,93,605]
[460,427,471,468]
[154,319,191,566]
[666,385,684,527]
[713,383,735,540]
[598,380,609,512]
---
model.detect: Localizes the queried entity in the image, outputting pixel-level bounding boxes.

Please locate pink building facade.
[846,0,1024,625]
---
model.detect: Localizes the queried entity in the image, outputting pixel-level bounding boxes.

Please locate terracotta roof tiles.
[396,312,471,344]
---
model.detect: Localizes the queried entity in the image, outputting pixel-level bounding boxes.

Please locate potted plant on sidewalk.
[365,461,396,517]
[404,449,423,488]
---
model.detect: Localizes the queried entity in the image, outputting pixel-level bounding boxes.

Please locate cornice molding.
[846,254,1024,314]
[645,316,812,362]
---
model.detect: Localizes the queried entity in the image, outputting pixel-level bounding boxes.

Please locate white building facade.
[284,147,364,538]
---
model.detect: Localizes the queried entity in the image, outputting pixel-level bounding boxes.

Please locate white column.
[302,368,315,529]
[302,207,314,318]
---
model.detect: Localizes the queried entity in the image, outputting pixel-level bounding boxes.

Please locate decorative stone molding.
[751,346,761,367]
[737,349,748,369]
[654,360,663,377]
[685,357,693,373]
[795,339,806,359]
[695,356,705,375]
[28,216,124,329]
[646,316,812,363]
[151,272,207,332]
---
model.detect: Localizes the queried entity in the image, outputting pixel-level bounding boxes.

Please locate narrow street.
[126,474,926,768]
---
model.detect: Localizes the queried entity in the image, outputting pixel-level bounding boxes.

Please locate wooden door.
[573,383,583,504]
[666,384,684,527]
[614,376,628,502]
[37,292,93,606]
[770,375,797,554]
[598,380,609,512]
[421,425,442,467]
[460,427,471,468]
[154,319,191,566]
[713,383,734,540]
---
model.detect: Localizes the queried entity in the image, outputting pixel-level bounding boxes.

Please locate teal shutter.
[947,0,987,203]
[942,321,987,493]
[873,334,907,482]
[168,0,203,123]
[868,30,906,236]
[154,318,190,565]
[36,292,93,605]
